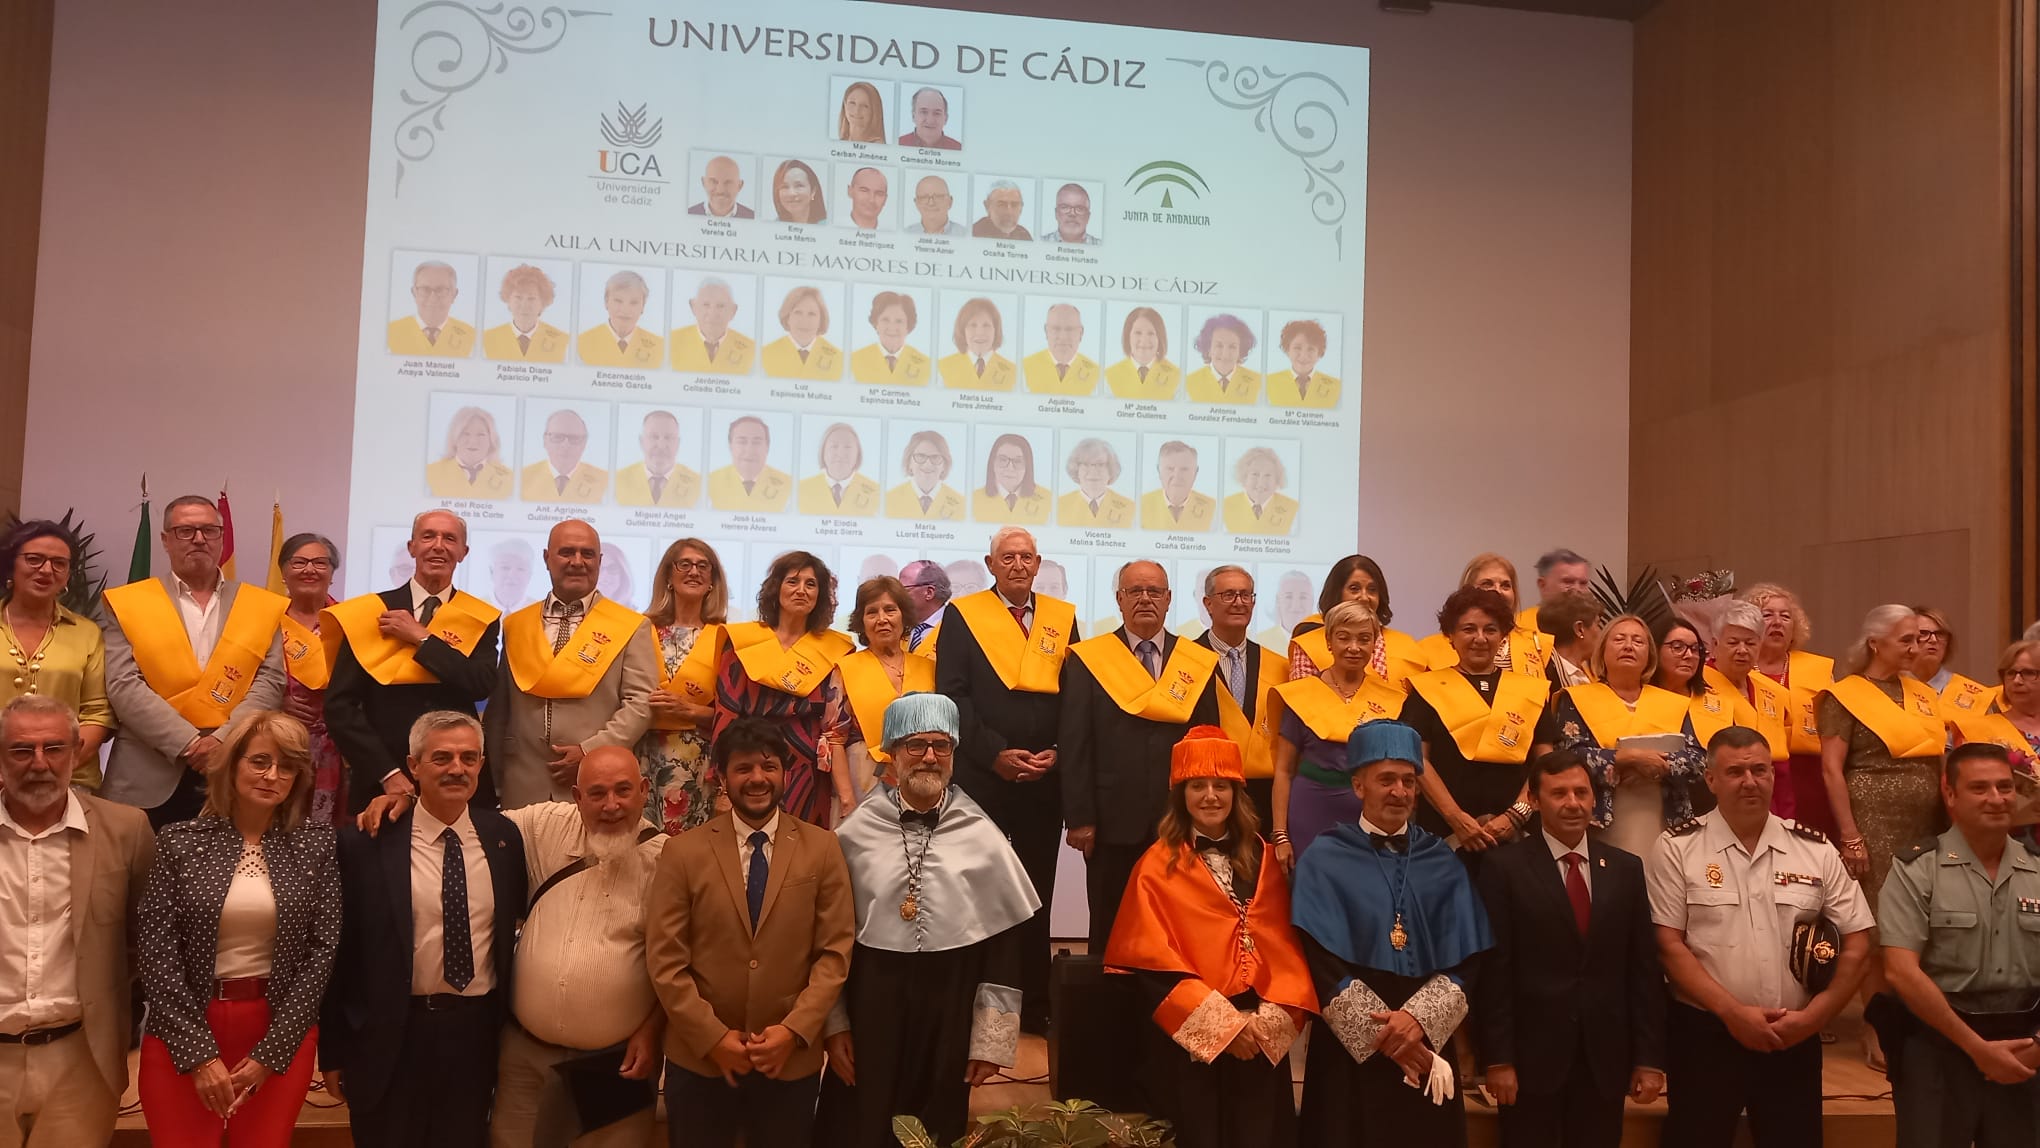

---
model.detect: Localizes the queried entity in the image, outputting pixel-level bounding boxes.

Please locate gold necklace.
[3,608,52,693]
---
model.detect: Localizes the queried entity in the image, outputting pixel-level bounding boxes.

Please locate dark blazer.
[1193,632,1269,720]
[934,599,1078,793]
[1473,831,1665,1097]
[137,816,341,1072]
[323,586,501,814]
[320,806,525,1111]
[1059,629,1222,845]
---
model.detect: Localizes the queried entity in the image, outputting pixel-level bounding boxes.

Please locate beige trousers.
[0,1028,116,1148]
[491,1022,657,1148]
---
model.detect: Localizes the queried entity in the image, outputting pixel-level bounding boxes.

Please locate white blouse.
[214,846,277,979]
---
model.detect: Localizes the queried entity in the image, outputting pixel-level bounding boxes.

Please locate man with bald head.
[389,260,476,357]
[1020,302,1099,395]
[688,154,754,219]
[325,510,504,814]
[671,277,756,374]
[898,87,962,149]
[909,175,965,236]
[1061,560,1223,947]
[520,408,610,503]
[616,409,702,508]
[486,520,659,808]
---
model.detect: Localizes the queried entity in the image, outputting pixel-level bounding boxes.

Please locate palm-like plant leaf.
[1589,564,1676,635]
[892,1116,941,1148]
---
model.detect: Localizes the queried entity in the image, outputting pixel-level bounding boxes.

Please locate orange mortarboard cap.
[1169,724,1245,786]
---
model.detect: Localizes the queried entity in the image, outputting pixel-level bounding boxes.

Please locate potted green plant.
[893,1099,1172,1147]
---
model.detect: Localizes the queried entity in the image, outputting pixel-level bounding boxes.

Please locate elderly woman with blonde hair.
[1221,447,1298,535]
[1057,438,1134,528]
[1817,605,1944,896]
[1739,581,1837,832]
[424,406,513,500]
[761,284,842,380]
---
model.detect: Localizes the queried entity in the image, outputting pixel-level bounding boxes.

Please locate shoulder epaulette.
[1896,836,1939,864]
[1785,820,1828,845]
[1664,816,1703,838]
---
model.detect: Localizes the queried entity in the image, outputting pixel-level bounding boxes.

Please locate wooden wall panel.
[1632,0,2014,674]
[0,0,54,518]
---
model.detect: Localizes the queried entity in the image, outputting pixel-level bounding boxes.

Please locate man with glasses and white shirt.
[1194,567,1285,820]
[97,495,288,826]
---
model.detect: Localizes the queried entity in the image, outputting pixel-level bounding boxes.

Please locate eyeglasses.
[1661,640,1702,656]
[671,559,714,574]
[1209,590,1256,603]
[992,553,1037,567]
[895,738,954,759]
[4,741,74,766]
[544,432,588,445]
[913,194,951,205]
[1119,586,1168,601]
[1916,630,1945,643]
[909,452,945,466]
[2007,668,2040,683]
[168,525,224,542]
[241,753,293,778]
[18,554,71,573]
[286,557,333,573]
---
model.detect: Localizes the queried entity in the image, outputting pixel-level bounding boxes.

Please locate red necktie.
[1563,853,1591,936]
[1009,605,1028,632]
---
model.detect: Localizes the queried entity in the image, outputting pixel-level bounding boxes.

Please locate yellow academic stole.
[838,648,937,763]
[321,592,499,686]
[1292,624,1424,689]
[279,614,328,690]
[1213,645,1287,778]
[1941,674,2001,717]
[725,622,854,699]
[103,579,288,727]
[1826,675,1946,759]
[1071,635,1217,723]
[950,590,1076,694]
[1273,674,1406,742]
[1686,686,1756,748]
[1564,682,1691,746]
[1408,669,1549,764]
[1758,651,1833,755]
[1507,627,1552,678]
[504,598,645,699]
[1704,665,1790,759]
[651,623,726,731]
[1954,712,2032,754]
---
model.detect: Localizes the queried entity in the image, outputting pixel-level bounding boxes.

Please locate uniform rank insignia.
[1774,872,1823,888]
[2019,897,2040,915]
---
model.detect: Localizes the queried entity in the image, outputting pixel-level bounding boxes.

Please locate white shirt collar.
[607,321,636,341]
[735,810,780,840]
[1543,828,1588,862]
[1207,631,1247,658]
[174,572,225,599]
[512,319,538,337]
[408,578,453,609]
[545,590,600,614]
[413,800,473,841]
[1358,815,1405,838]
[0,790,88,840]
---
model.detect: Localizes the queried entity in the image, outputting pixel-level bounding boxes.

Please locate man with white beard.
[361,744,666,1145]
[817,693,1041,1148]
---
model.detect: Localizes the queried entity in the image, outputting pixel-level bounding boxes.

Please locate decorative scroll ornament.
[1168,57,1353,255]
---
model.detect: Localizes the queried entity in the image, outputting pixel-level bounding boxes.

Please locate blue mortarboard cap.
[881,692,960,750]
[1344,720,1425,775]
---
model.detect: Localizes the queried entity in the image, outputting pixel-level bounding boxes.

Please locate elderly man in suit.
[323,509,502,814]
[96,494,287,826]
[322,711,526,1148]
[1061,560,1222,949]
[486,519,658,809]
[1477,749,1666,1148]
[647,717,855,1147]
[0,695,157,1147]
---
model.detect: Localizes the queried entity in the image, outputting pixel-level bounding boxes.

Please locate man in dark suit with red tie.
[321,711,526,1148]
[1475,749,1666,1148]
[323,510,502,813]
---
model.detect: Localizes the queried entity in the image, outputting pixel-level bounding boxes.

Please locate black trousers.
[1895,1028,2040,1147]
[964,773,1061,1022]
[1498,1051,1624,1148]
[349,996,501,1148]
[1085,841,1148,952]
[666,1062,820,1148]
[144,767,207,830]
[1663,1002,1820,1148]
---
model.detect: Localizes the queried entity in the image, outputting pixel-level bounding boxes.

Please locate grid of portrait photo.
[386,253,1346,412]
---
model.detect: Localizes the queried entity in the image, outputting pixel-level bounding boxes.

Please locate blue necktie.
[1136,639,1161,679]
[440,828,474,990]
[746,830,769,929]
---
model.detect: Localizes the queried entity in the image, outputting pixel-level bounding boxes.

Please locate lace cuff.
[1170,989,1247,1064]
[1321,978,1390,1064]
[968,983,1023,1066]
[1403,975,1468,1050]
[1248,1001,1300,1064]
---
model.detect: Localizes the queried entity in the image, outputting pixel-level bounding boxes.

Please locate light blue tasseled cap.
[881,692,960,751]
[1344,720,1425,774]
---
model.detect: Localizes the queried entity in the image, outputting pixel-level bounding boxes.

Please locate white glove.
[1421,1051,1456,1105]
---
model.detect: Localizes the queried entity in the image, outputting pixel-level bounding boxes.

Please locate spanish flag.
[218,488,237,582]
[265,499,286,595]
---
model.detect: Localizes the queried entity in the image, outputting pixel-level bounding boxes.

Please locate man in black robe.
[818,693,1040,1148]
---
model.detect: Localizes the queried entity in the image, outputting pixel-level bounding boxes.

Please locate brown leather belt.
[0,1021,81,1045]
[214,977,270,1001]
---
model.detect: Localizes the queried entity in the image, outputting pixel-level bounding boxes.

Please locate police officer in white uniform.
[1877,741,2040,1146]
[1647,725,1876,1147]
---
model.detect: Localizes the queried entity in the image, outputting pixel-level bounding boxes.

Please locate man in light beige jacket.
[645,716,854,1148]
[0,696,157,1147]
